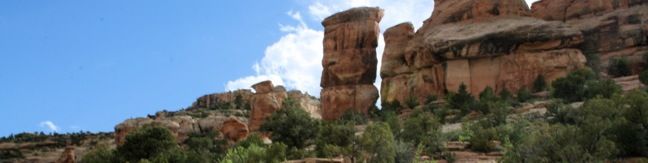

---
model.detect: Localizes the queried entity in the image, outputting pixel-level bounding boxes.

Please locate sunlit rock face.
[532,0,648,75]
[320,7,383,120]
[380,0,587,110]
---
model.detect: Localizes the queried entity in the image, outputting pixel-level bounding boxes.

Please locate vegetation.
[640,70,648,85]
[220,143,287,163]
[259,98,319,151]
[360,122,396,163]
[447,83,475,114]
[533,75,547,93]
[61,67,647,162]
[401,109,443,154]
[115,125,179,162]
[551,69,595,102]
[608,57,631,77]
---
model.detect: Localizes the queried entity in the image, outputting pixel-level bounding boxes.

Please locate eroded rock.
[381,0,587,109]
[321,7,383,120]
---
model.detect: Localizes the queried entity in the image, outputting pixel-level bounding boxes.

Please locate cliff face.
[380,0,588,109]
[532,0,648,75]
[320,7,383,120]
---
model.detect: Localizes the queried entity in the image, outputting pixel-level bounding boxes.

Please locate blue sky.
[0,0,538,136]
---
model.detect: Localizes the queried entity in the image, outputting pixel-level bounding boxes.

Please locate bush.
[116,125,178,162]
[583,79,622,99]
[394,141,416,163]
[552,69,596,102]
[448,83,475,113]
[466,121,499,152]
[640,70,648,85]
[260,98,319,149]
[400,110,443,154]
[533,75,547,92]
[79,144,114,163]
[220,143,286,163]
[340,110,368,125]
[315,122,355,157]
[360,122,396,163]
[616,90,648,156]
[516,88,533,103]
[608,57,631,77]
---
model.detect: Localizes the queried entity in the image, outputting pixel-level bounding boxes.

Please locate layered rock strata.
[381,0,587,108]
[532,0,648,75]
[320,7,383,120]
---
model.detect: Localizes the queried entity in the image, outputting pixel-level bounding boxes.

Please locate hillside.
[2,0,648,162]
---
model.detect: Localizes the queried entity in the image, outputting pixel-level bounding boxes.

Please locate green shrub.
[466,121,499,152]
[360,122,396,163]
[608,57,631,77]
[316,122,355,157]
[615,90,648,156]
[116,125,178,162]
[260,98,319,149]
[340,110,368,125]
[394,141,416,163]
[79,144,114,163]
[552,69,596,102]
[640,70,648,85]
[401,110,443,154]
[448,83,475,113]
[583,79,622,99]
[516,88,533,103]
[220,143,286,163]
[533,75,547,92]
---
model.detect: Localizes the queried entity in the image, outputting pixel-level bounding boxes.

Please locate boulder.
[220,118,249,142]
[321,7,382,120]
[248,80,288,131]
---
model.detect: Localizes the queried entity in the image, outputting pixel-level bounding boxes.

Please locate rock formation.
[220,118,249,142]
[320,7,383,120]
[248,81,288,131]
[190,89,253,110]
[532,0,648,75]
[55,146,76,163]
[115,80,322,145]
[381,0,587,108]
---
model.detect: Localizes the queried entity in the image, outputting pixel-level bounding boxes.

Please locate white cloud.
[227,0,434,96]
[226,12,324,95]
[39,121,59,132]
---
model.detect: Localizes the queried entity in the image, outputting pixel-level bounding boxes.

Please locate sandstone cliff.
[320,7,383,120]
[532,0,648,75]
[381,0,587,109]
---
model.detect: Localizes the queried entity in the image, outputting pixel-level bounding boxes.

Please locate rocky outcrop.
[532,0,648,75]
[115,115,250,145]
[55,146,76,163]
[190,89,253,110]
[248,81,288,131]
[381,0,587,108]
[220,118,249,142]
[320,7,383,120]
[115,80,321,144]
[422,0,530,28]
